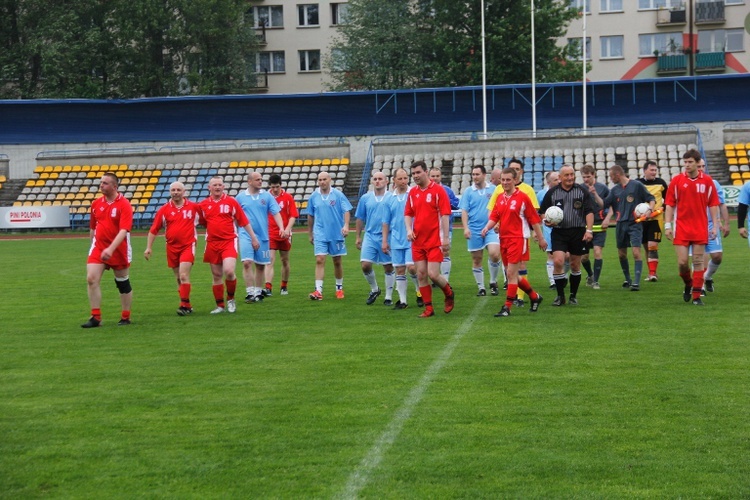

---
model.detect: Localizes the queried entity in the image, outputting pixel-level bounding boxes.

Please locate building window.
[299,50,321,71]
[724,0,743,4]
[257,51,286,73]
[329,48,348,72]
[331,3,350,25]
[567,37,592,61]
[298,4,319,27]
[569,0,591,13]
[639,32,682,56]
[698,28,744,53]
[600,0,623,12]
[600,35,624,58]
[253,5,284,28]
[638,0,683,10]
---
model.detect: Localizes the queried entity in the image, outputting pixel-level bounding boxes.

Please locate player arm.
[480,213,498,237]
[355,218,364,247]
[461,209,471,238]
[103,228,129,260]
[381,222,390,253]
[440,213,450,247]
[720,203,730,236]
[404,215,415,241]
[709,205,720,239]
[342,210,351,237]
[663,205,675,239]
[144,231,158,260]
[307,215,315,244]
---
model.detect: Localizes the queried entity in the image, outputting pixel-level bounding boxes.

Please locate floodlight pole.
[481,0,488,140]
[531,0,537,137]
[582,1,588,135]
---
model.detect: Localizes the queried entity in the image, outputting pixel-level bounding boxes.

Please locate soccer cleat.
[701,288,707,297]
[393,301,408,310]
[336,289,345,300]
[280,287,289,295]
[264,286,273,296]
[622,281,631,288]
[477,288,487,297]
[503,281,508,290]
[226,299,236,313]
[704,279,714,293]
[383,299,393,306]
[692,298,705,306]
[494,305,511,317]
[529,294,543,312]
[81,317,101,328]
[592,282,601,290]
[416,294,425,308]
[552,295,566,307]
[630,284,640,292]
[683,285,691,303]
[244,294,253,303]
[568,295,578,306]
[418,308,435,318]
[514,299,525,308]
[586,276,595,286]
[549,283,557,289]
[647,274,658,282]
[444,293,455,314]
[309,290,323,301]
[176,306,193,316]
[117,318,131,326]
[210,306,225,314]
[489,283,499,296]
[366,289,381,305]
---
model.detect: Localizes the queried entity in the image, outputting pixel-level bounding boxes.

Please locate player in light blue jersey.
[698,160,730,294]
[459,165,501,296]
[738,179,750,245]
[382,168,423,309]
[356,171,395,305]
[236,171,285,303]
[307,171,353,300]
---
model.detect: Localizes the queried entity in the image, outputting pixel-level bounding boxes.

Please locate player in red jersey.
[144,181,200,316]
[81,172,134,328]
[199,176,259,314]
[264,173,299,296]
[404,161,455,317]
[482,167,546,317]
[663,149,720,305]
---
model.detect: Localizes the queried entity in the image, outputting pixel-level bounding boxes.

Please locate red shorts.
[501,237,530,266]
[270,237,292,252]
[203,239,238,265]
[87,241,131,270]
[411,245,444,263]
[167,243,196,268]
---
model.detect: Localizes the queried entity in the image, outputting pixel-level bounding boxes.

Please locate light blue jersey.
[307,188,353,242]
[236,189,280,242]
[706,179,725,232]
[383,189,411,250]
[355,190,392,236]
[459,183,495,234]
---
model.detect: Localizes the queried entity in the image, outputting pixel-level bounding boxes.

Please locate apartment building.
[248,1,749,94]
[249,1,348,94]
[565,0,750,80]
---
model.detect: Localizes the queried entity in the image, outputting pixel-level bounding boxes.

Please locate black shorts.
[551,227,588,256]
[642,219,663,244]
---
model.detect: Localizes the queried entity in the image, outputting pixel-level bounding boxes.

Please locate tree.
[0,0,260,99]
[326,0,584,91]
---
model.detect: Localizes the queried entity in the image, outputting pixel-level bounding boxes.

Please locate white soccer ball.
[634,202,651,218]
[544,206,564,225]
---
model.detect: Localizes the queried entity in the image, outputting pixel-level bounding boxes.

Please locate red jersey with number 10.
[149,199,200,248]
[664,171,719,244]
[489,189,541,239]
[198,194,249,242]
[404,180,452,249]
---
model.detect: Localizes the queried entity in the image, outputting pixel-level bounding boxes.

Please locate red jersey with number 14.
[149,199,200,248]
[404,180,452,249]
[489,189,541,239]
[198,194,249,242]
[269,189,299,242]
[664,171,719,244]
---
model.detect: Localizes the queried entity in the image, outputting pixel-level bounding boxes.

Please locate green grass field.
[2,229,750,498]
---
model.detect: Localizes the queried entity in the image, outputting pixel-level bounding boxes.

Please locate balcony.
[656,6,686,26]
[695,51,726,72]
[657,54,688,74]
[695,1,725,24]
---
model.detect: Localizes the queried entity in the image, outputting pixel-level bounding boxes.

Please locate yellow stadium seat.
[731,172,742,181]
[53,165,62,173]
[341,158,350,165]
[726,150,736,158]
[322,158,332,166]
[49,173,59,179]
[26,180,36,187]
[737,149,747,158]
[239,161,248,168]
[152,170,162,177]
[746,142,750,150]
[62,165,73,172]
[148,177,157,184]
[734,180,744,186]
[724,144,735,151]
[729,158,739,165]
[736,143,746,150]
[743,172,750,180]
[312,159,322,166]
[145,185,155,192]
[304,159,312,166]
[34,166,44,174]
[248,160,257,168]
[39,173,50,180]
[257,160,267,168]
[72,165,82,172]
[230,161,239,168]
[87,171,98,178]
[267,160,276,168]
[285,160,294,167]
[123,170,134,178]
[294,159,304,167]
[331,158,341,166]
[13,201,22,206]
[43,166,53,173]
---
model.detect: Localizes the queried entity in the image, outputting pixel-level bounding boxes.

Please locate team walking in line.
[82,148,735,326]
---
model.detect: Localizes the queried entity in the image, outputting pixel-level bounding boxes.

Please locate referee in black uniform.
[539,165,595,306]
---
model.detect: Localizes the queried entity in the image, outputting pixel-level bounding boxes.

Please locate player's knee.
[114,276,132,294]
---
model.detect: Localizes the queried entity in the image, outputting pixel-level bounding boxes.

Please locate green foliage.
[328,0,584,91]
[1,231,750,496]
[0,0,259,98]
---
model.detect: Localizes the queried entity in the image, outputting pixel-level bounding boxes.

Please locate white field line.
[339,300,484,499]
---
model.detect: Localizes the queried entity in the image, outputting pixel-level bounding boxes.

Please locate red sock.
[179,283,191,307]
[506,284,518,308]
[212,284,225,307]
[91,308,102,321]
[648,261,658,275]
[692,270,704,300]
[679,271,691,287]
[226,278,237,300]
[420,285,433,306]
[441,282,453,297]
[121,310,131,321]
[281,280,288,288]
[517,278,539,300]
[265,282,272,290]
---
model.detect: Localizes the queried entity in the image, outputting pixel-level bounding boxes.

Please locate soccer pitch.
[2,231,750,498]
